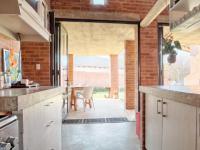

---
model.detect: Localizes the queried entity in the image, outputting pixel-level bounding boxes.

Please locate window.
[92,0,106,5]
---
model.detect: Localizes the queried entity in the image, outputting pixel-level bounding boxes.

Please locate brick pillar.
[110,55,119,98]
[68,54,74,84]
[125,40,137,109]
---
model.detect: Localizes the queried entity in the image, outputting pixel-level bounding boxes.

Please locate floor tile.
[62,122,140,150]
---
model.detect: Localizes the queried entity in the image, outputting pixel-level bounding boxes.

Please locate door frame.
[157,23,169,85]
[51,17,141,111]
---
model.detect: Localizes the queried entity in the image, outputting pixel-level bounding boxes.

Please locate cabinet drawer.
[44,120,62,150]
[42,95,62,124]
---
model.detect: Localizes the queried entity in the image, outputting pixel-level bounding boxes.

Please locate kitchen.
[0,0,65,149]
[0,0,199,150]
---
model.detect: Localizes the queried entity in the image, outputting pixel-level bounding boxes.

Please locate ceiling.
[61,22,136,56]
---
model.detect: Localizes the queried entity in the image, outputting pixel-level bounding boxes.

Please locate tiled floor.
[62,122,140,150]
[67,99,135,121]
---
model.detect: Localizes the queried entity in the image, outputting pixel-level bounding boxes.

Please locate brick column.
[68,54,74,84]
[125,40,137,109]
[110,55,119,98]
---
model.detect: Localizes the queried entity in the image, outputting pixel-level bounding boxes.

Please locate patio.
[67,98,135,121]
[61,22,137,122]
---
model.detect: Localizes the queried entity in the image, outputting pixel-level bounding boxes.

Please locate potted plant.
[162,36,182,64]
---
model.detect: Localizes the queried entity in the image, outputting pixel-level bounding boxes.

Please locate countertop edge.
[139,86,200,107]
[0,86,65,111]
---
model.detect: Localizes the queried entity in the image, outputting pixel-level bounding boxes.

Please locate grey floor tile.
[62,122,140,150]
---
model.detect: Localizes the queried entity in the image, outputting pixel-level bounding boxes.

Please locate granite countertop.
[0,86,65,111]
[139,86,200,107]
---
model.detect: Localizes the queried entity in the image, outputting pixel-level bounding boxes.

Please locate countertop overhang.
[139,86,200,107]
[0,86,65,111]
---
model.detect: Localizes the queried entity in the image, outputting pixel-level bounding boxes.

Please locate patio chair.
[77,87,95,111]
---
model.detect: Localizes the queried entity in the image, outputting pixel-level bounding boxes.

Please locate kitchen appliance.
[0,115,19,150]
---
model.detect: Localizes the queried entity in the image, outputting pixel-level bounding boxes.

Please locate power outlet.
[36,64,41,70]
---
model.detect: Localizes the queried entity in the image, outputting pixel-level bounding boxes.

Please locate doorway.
[51,19,139,121]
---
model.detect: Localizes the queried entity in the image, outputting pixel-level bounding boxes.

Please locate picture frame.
[2,49,22,83]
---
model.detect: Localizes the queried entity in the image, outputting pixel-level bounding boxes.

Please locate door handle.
[157,100,162,114]
[162,101,168,117]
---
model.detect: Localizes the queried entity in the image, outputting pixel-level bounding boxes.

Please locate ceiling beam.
[140,0,169,27]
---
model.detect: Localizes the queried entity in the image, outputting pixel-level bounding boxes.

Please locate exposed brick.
[109,55,119,98]
[125,40,138,109]
[68,54,74,84]
[21,42,51,86]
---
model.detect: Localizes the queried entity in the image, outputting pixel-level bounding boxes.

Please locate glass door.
[60,25,68,87]
[51,22,68,86]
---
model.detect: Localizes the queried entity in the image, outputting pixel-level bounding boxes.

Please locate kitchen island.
[0,86,65,150]
[139,86,200,150]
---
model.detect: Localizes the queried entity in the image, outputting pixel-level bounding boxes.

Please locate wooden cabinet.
[198,108,200,150]
[145,94,163,150]
[23,95,62,150]
[162,99,196,150]
[145,95,197,150]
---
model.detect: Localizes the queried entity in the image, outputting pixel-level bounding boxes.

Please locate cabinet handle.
[44,102,54,107]
[157,100,162,114]
[46,121,54,127]
[46,123,51,127]
[162,102,168,117]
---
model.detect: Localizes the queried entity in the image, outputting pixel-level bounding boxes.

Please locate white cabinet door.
[23,100,47,150]
[198,108,200,150]
[145,94,163,150]
[47,95,62,150]
[23,95,63,150]
[162,99,196,150]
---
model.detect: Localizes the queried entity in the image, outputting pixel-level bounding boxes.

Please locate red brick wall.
[110,54,119,98]
[50,0,167,87]
[125,40,137,109]
[140,21,159,85]
[0,34,20,71]
[51,0,168,16]
[21,42,51,86]
[68,54,74,84]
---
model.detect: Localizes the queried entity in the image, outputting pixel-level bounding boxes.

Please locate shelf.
[0,0,50,42]
[170,0,189,12]
[171,4,200,31]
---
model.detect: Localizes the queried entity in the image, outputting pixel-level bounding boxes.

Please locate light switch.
[36,64,41,70]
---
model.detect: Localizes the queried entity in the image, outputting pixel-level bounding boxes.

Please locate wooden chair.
[77,87,95,111]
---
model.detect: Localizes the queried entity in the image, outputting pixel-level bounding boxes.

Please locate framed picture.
[2,49,22,83]
[2,49,10,73]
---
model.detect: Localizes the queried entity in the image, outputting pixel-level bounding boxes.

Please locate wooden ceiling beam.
[141,0,170,27]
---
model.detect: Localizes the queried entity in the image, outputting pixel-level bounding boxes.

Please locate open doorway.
[55,21,138,121]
